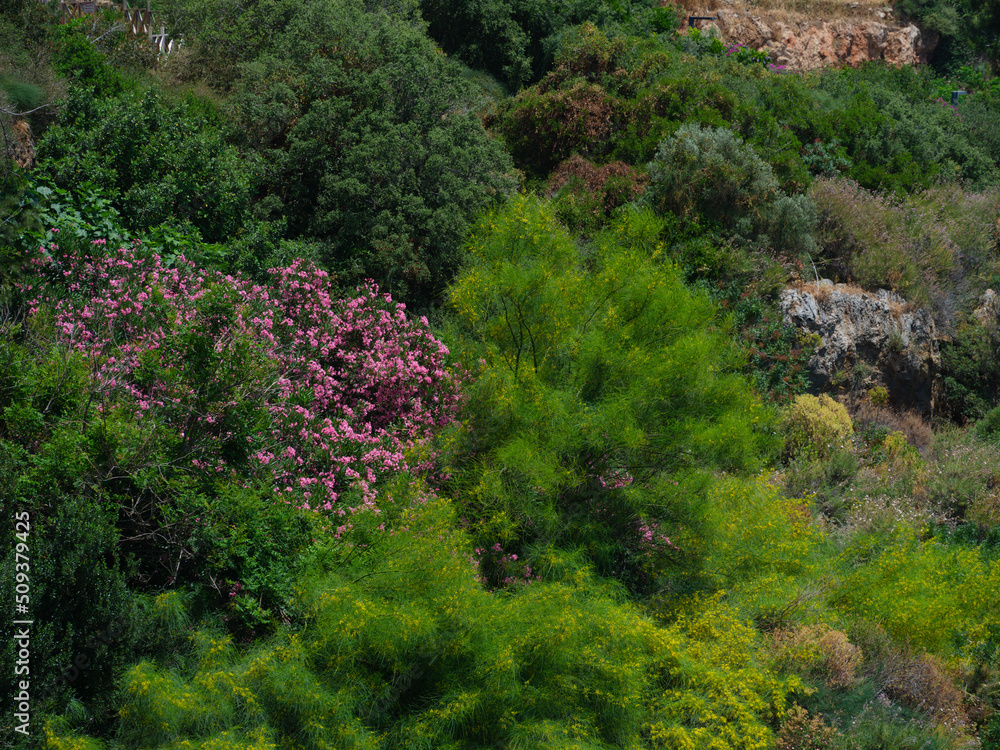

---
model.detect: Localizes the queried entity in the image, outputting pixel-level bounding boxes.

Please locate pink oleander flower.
[20,247,464,530]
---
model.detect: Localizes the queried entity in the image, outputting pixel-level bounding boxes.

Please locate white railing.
[57,0,181,55]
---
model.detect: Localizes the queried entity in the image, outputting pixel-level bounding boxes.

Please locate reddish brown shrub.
[849,622,969,730]
[547,155,648,216]
[777,704,839,750]
[847,397,934,455]
[887,654,968,730]
[492,81,621,176]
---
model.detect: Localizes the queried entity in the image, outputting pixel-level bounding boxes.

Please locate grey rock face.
[780,280,940,414]
[973,289,999,326]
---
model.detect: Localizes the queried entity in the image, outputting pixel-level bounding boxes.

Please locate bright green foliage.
[446,196,776,591]
[701,477,820,609]
[43,497,798,750]
[780,394,854,460]
[652,597,801,750]
[833,530,1000,659]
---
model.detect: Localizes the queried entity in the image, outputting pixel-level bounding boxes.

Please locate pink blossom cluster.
[470,542,540,589]
[636,519,678,556]
[22,244,463,519]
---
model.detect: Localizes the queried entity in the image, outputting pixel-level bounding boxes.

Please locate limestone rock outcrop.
[685,7,937,71]
[780,281,941,413]
[973,289,1000,327]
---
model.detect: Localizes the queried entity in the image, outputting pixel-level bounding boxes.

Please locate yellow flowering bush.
[781,394,853,459]
[43,496,807,750]
[702,477,822,609]
[833,530,1000,659]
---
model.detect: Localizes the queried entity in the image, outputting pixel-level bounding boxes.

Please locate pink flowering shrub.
[470,542,541,589]
[23,243,463,521]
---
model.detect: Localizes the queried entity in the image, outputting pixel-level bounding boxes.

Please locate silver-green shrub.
[645,123,818,257]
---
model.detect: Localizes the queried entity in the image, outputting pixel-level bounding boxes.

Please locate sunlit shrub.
[834,530,1000,658]
[770,624,862,690]
[550,22,628,81]
[44,499,802,750]
[780,394,854,460]
[448,195,778,591]
[702,477,820,608]
[776,704,839,750]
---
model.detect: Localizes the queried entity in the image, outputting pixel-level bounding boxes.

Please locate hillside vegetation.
[2,0,1000,748]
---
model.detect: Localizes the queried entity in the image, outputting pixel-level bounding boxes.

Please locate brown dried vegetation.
[849,622,970,731]
[770,623,862,689]
[886,654,969,730]
[847,397,934,454]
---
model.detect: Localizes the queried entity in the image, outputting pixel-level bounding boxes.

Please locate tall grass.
[810,177,1000,312]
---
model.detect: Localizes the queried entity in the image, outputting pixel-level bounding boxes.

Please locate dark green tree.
[36,88,255,246]
[224,0,518,306]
